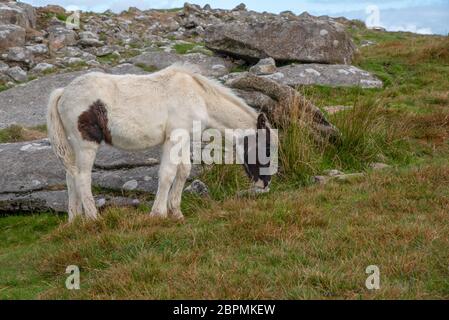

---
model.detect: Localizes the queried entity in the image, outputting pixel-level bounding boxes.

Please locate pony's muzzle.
[252,179,271,193]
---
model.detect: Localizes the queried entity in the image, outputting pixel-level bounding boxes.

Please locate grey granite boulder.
[94,45,117,57]
[205,17,356,64]
[31,63,55,74]
[0,139,169,213]
[0,69,101,129]
[0,60,8,72]
[0,190,69,212]
[0,190,141,213]
[184,179,209,197]
[0,24,26,51]
[5,46,34,64]
[223,63,382,89]
[0,139,163,194]
[108,63,150,75]
[78,32,104,48]
[48,26,77,52]
[0,139,65,193]
[92,167,160,194]
[0,66,159,129]
[0,1,36,28]
[26,44,49,55]
[249,58,277,75]
[95,144,160,170]
[5,66,27,82]
[130,50,234,77]
[270,64,383,88]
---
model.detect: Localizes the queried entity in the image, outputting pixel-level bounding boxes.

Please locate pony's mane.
[162,63,259,120]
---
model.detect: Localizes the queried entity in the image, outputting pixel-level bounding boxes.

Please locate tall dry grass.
[277,94,413,185]
[275,94,327,183]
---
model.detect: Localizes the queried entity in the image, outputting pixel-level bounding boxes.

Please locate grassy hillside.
[1,29,448,299]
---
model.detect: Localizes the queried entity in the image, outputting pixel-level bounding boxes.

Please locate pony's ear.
[257,113,268,129]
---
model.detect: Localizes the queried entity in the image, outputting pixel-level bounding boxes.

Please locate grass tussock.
[326,100,413,170]
[277,118,322,183]
[0,125,47,143]
[274,94,413,187]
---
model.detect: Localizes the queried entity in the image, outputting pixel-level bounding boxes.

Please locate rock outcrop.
[0,139,163,212]
[0,190,142,213]
[0,1,36,29]
[130,50,235,77]
[0,140,161,193]
[233,60,383,89]
[0,138,204,213]
[204,15,356,64]
[0,66,153,129]
[0,2,379,89]
[0,69,101,128]
[0,1,36,52]
[0,24,26,50]
[271,64,383,88]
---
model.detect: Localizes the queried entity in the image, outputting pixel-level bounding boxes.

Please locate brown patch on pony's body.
[78,100,112,145]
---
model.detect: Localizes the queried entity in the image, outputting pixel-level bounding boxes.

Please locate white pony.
[47,65,274,222]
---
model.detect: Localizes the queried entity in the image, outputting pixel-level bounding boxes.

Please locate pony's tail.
[46,88,76,175]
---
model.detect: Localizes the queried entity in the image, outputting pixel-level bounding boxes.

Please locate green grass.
[135,63,159,73]
[0,125,22,143]
[1,160,449,299]
[56,13,68,22]
[230,65,251,73]
[97,50,140,66]
[98,32,108,42]
[1,29,449,299]
[173,42,199,55]
[0,214,64,299]
[43,12,68,22]
[97,53,119,65]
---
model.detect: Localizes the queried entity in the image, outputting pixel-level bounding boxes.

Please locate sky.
[21,0,449,35]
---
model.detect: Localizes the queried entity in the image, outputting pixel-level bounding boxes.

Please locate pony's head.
[243,113,276,193]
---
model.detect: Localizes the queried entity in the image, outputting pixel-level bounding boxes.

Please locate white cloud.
[333,4,448,35]
[387,24,433,34]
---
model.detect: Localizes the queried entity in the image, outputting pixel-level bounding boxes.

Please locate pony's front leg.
[151,141,178,218]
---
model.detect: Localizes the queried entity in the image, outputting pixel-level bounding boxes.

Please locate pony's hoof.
[169,209,185,221]
[150,211,167,219]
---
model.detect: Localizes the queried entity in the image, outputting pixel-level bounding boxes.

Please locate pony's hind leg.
[168,161,192,220]
[74,144,99,220]
[67,172,83,222]
[151,141,178,218]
